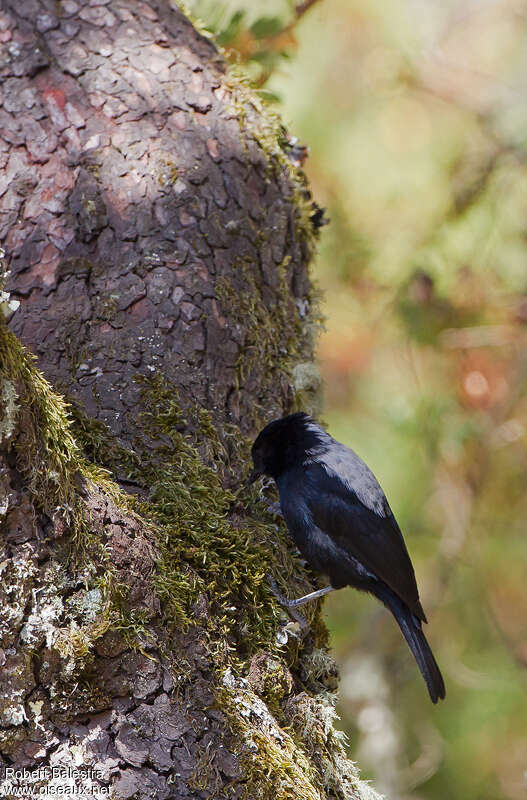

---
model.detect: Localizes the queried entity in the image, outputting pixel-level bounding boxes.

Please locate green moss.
[0,322,139,690]
[68,374,366,798]
[224,72,319,250]
[72,374,309,662]
[0,306,372,797]
[247,652,294,722]
[216,670,324,800]
[214,255,302,414]
[0,323,81,513]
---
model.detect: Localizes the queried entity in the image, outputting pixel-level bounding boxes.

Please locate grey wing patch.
[312,441,389,517]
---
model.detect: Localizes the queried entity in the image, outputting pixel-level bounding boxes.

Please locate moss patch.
[67,373,364,798]
[217,668,323,800]
[214,256,301,412]
[0,324,80,513]
[71,374,317,665]
[0,322,137,687]
[0,315,375,798]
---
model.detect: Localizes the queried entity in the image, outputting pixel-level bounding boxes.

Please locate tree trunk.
[0,1,382,798]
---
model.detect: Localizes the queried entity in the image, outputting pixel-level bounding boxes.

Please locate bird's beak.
[248,468,262,486]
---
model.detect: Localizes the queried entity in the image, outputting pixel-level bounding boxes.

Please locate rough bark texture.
[0,2,383,799]
[2,0,315,444]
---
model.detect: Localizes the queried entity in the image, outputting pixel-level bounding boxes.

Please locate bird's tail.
[377,586,446,703]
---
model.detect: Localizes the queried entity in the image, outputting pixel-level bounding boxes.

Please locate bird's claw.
[264,500,283,518]
[257,481,283,517]
[258,478,274,495]
[267,576,309,630]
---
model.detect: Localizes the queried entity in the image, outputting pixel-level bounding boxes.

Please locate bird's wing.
[302,460,426,622]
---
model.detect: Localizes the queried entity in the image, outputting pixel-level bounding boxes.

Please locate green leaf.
[250,15,284,39]
[217,10,246,45]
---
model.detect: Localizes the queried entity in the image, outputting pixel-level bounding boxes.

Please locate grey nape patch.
[313,441,389,517]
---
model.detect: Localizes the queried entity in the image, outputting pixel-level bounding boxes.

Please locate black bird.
[249,412,445,703]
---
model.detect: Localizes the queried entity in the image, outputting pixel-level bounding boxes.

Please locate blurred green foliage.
[185,0,300,90]
[189,1,527,797]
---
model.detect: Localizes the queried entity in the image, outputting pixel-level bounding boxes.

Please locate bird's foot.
[267,576,309,630]
[258,478,275,494]
[268,576,335,608]
[264,500,283,517]
[257,480,283,518]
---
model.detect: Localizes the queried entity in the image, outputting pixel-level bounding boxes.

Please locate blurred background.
[188,1,527,797]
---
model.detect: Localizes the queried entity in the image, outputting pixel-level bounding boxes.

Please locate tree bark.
[0,1,382,798]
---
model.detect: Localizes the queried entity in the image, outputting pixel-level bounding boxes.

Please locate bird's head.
[248,412,327,484]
